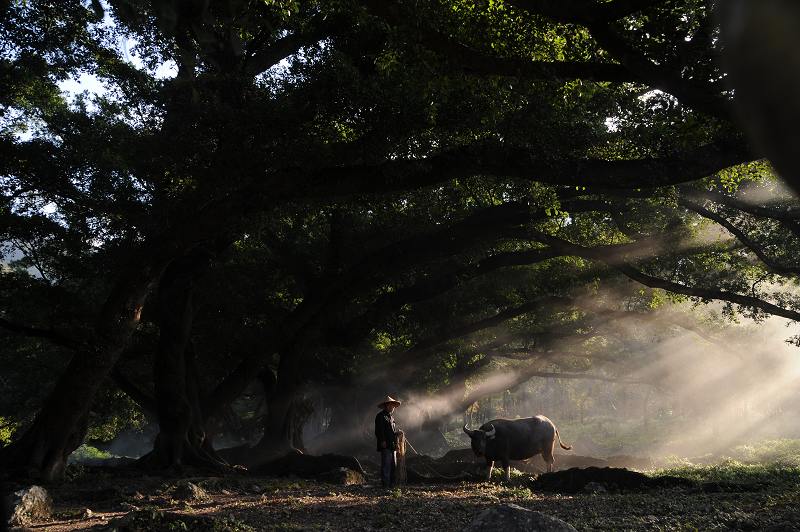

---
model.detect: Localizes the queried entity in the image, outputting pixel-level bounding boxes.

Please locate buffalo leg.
[543,444,555,473]
[486,460,494,481]
[503,461,511,482]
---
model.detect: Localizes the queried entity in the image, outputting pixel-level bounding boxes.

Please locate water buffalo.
[463,415,571,480]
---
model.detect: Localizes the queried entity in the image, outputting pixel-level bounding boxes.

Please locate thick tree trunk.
[256,380,298,454]
[139,252,225,470]
[144,344,224,469]
[0,253,165,481]
[253,342,315,460]
[257,369,312,452]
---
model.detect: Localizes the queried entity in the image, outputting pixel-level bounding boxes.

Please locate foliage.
[68,444,115,463]
[731,439,800,466]
[0,415,17,445]
[83,387,149,442]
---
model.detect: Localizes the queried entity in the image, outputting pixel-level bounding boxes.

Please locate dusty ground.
[10,456,800,532]
[18,462,800,531]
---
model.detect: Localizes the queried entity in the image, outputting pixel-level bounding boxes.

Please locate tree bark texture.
[140,253,225,470]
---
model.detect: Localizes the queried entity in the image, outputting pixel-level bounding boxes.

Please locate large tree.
[3,0,797,479]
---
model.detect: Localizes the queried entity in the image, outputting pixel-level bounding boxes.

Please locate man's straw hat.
[377,395,402,408]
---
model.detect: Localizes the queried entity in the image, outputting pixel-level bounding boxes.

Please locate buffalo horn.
[485,424,496,439]
[463,424,475,437]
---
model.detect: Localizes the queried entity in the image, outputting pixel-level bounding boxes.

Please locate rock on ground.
[172,481,209,501]
[8,485,52,527]
[317,467,366,486]
[464,504,577,532]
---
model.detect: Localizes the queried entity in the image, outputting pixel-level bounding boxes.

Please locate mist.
[373,297,800,466]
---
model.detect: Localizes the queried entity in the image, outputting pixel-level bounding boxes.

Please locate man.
[374,395,402,488]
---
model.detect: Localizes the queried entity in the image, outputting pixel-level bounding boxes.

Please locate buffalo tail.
[556,428,572,450]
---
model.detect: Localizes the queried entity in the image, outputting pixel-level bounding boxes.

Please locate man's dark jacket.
[375,410,397,452]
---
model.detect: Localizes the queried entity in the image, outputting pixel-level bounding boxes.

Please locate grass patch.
[498,486,535,499]
[652,459,800,486]
[730,439,800,466]
[69,444,115,463]
[489,466,525,480]
[647,439,800,487]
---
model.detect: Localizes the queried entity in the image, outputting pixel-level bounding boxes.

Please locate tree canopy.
[2,0,799,481]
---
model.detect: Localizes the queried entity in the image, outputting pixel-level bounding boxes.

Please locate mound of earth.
[532,467,654,493]
[429,448,649,474]
[251,451,366,478]
[404,455,482,483]
[531,467,752,494]
[439,448,476,463]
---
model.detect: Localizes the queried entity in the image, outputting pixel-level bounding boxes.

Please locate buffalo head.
[463,424,496,457]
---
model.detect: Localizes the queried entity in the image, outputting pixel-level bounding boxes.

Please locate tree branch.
[507,0,730,118]
[0,317,82,350]
[534,233,800,322]
[507,0,662,25]
[680,187,800,221]
[244,12,334,76]
[335,247,561,346]
[615,263,800,321]
[680,198,800,275]
[111,368,157,414]
[362,0,634,83]
[277,139,751,199]
[587,23,729,118]
[397,295,573,371]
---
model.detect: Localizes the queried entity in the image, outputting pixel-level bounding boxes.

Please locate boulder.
[172,481,209,502]
[8,485,52,527]
[464,504,577,532]
[317,467,367,486]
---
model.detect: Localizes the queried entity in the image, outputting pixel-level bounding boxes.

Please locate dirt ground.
[17,463,800,531]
